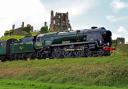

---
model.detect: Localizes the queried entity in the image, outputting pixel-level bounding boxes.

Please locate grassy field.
[0,44,128,88]
[0,79,128,89]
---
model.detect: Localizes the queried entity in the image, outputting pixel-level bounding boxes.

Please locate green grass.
[0,53,128,87]
[31,32,39,36]
[0,32,38,41]
[117,44,128,55]
[0,35,24,41]
[0,44,128,88]
[0,79,127,89]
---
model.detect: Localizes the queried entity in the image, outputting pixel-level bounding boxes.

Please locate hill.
[0,35,24,41]
[117,44,128,55]
[0,44,128,89]
[0,32,39,41]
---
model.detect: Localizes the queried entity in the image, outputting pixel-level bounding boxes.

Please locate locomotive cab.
[35,34,45,49]
[35,34,54,49]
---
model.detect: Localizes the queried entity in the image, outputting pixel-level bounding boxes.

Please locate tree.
[40,26,49,33]
[22,24,33,33]
[9,30,14,35]
[4,31,10,36]
[4,30,14,36]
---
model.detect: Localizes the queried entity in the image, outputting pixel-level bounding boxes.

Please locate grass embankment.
[0,35,24,41]
[0,52,128,87]
[0,32,38,41]
[0,44,128,89]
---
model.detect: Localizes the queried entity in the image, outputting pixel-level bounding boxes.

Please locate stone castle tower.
[116,37,125,44]
[50,10,72,32]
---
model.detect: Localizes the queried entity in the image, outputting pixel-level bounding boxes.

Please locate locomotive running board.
[51,41,97,47]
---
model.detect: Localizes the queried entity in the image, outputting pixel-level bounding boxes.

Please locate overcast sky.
[0,0,128,42]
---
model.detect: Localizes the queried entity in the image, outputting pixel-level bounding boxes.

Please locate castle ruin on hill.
[50,10,72,32]
[116,37,125,44]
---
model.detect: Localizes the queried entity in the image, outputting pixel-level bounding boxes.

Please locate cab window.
[44,37,53,46]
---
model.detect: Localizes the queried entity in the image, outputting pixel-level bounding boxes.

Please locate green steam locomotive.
[0,27,113,61]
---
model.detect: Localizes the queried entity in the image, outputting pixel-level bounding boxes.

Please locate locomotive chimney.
[91,26,98,29]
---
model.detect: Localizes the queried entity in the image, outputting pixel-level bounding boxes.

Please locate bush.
[4,30,14,36]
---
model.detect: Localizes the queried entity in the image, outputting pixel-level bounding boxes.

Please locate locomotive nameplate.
[19,46,23,50]
[62,41,70,44]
